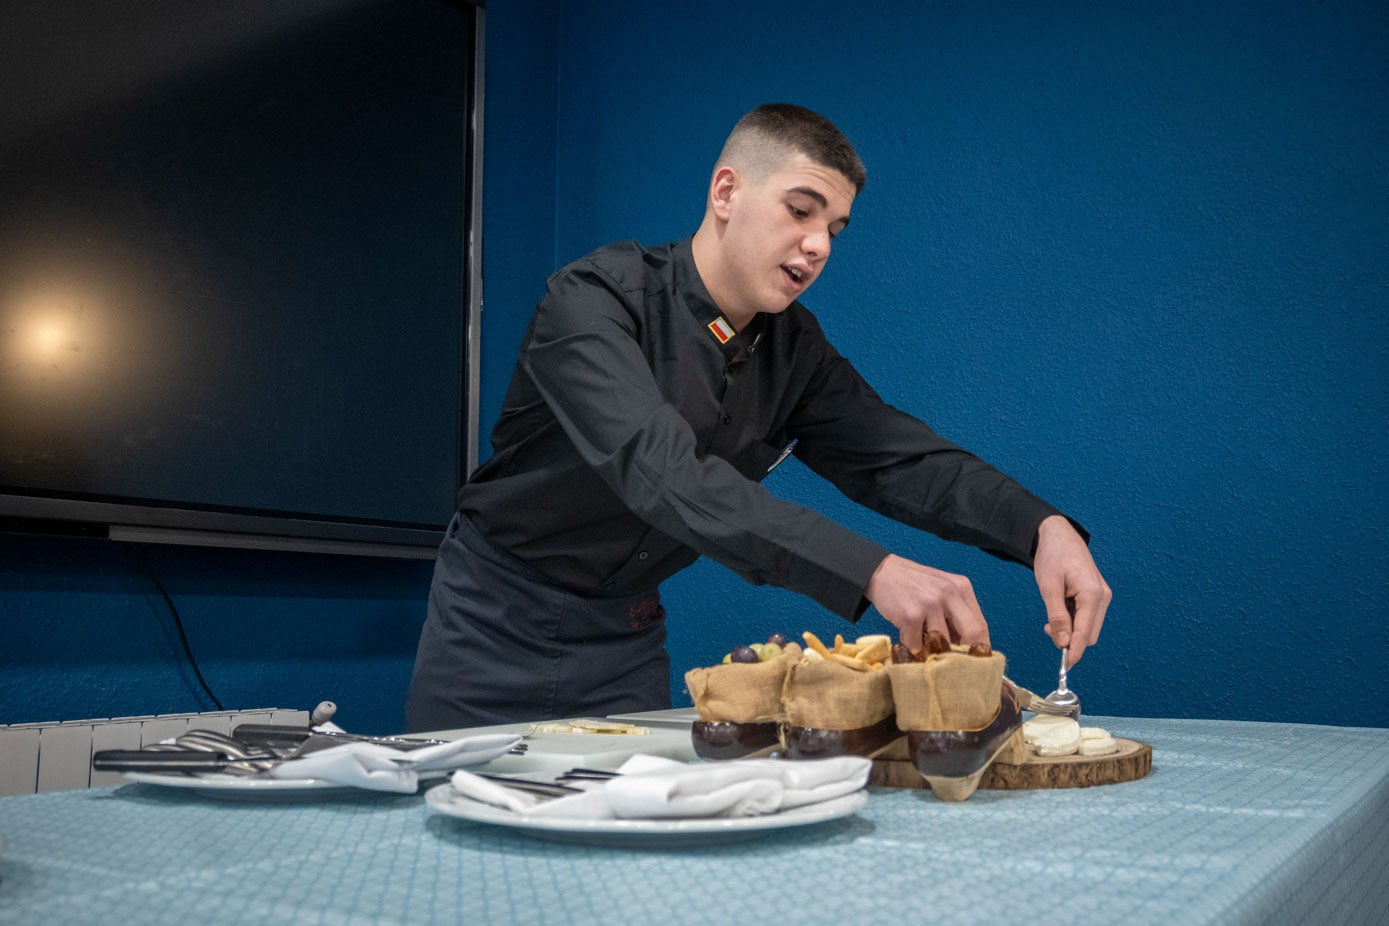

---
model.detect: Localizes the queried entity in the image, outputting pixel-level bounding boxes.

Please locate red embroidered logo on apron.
[629,596,667,629]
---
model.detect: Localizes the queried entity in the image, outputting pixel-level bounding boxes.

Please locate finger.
[1069,582,1112,663]
[1067,629,1087,666]
[1062,596,1092,665]
[922,603,951,645]
[944,589,989,645]
[1089,581,1111,644]
[1038,577,1073,651]
[956,580,989,645]
[894,614,925,650]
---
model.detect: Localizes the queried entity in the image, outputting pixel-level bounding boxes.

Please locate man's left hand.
[1033,515,1111,664]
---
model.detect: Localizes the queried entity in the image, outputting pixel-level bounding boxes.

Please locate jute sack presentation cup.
[885,646,1023,802]
[685,642,801,724]
[885,646,1006,732]
[684,643,801,760]
[781,658,898,759]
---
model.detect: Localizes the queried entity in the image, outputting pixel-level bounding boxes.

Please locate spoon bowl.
[1042,649,1081,720]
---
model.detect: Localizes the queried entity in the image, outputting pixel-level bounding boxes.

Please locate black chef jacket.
[459,237,1078,621]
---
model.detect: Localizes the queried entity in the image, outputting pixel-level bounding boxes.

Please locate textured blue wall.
[519,0,1387,725]
[3,1,1384,732]
[0,535,431,731]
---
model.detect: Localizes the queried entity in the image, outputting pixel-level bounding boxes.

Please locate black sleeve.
[520,263,890,619]
[785,326,1087,568]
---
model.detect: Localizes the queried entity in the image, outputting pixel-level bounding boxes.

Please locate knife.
[92,750,274,773]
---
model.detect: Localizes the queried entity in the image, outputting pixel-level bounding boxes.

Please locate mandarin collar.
[674,236,768,361]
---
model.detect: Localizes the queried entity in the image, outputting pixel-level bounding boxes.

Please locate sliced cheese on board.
[1024,716,1081,756]
[1078,727,1119,756]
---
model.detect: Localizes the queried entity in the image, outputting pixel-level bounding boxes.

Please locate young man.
[404,104,1110,732]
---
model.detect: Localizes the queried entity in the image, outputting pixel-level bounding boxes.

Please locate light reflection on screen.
[0,241,171,491]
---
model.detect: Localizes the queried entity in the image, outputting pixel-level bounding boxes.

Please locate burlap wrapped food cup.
[886,645,1023,802]
[885,646,1006,731]
[781,658,900,759]
[684,643,800,760]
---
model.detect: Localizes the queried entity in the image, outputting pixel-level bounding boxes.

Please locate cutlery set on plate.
[92,725,527,775]
[472,768,620,799]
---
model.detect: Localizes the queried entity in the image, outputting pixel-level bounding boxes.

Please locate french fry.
[858,638,891,666]
[802,630,889,669]
[827,652,872,671]
[802,631,832,658]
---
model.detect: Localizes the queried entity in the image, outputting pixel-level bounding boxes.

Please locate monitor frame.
[0,1,486,560]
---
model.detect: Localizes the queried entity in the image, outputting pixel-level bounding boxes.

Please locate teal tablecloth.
[0,717,1385,925]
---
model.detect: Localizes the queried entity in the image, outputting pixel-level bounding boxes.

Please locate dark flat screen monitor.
[0,0,483,558]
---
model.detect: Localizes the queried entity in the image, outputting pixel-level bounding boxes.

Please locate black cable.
[138,550,224,711]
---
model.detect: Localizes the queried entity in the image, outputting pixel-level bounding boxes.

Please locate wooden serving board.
[869,737,1153,791]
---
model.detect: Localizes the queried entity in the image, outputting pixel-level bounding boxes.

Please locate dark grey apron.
[404,513,670,732]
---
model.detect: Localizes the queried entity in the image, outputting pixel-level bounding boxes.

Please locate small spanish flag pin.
[707,316,735,344]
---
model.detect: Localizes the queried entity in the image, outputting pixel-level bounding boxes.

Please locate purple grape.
[729,645,759,664]
[766,633,787,647]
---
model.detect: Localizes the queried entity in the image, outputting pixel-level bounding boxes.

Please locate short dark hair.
[717,103,866,193]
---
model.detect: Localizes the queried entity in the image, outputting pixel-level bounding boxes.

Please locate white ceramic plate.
[122,771,358,799]
[424,783,869,847]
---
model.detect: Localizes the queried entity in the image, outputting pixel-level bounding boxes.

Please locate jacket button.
[722,414,732,424]
[638,551,649,560]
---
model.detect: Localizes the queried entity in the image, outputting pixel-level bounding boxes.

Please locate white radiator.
[0,708,310,796]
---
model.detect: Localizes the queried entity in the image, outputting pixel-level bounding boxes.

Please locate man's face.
[720,154,855,317]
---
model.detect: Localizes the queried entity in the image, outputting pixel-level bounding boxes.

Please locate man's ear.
[709,166,740,221]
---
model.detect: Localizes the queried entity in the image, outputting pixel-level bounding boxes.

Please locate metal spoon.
[1042,648,1082,720]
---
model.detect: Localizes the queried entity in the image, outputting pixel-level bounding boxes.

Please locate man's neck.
[691,224,755,332]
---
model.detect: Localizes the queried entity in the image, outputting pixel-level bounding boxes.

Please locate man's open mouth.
[782,265,807,286]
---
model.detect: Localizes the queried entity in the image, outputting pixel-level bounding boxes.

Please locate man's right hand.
[864,554,990,649]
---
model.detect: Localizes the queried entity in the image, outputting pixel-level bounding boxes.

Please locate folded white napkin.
[449,753,871,820]
[264,733,522,793]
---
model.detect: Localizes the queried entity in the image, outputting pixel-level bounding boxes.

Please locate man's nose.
[802,229,831,260]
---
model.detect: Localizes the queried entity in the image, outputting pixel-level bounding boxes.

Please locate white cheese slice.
[1078,727,1118,755]
[1025,716,1080,756]
[1023,715,1074,744]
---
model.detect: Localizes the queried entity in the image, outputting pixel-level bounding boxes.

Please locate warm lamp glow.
[2,284,106,390]
[32,317,70,358]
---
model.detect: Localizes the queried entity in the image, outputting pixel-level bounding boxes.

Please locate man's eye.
[788,205,808,219]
